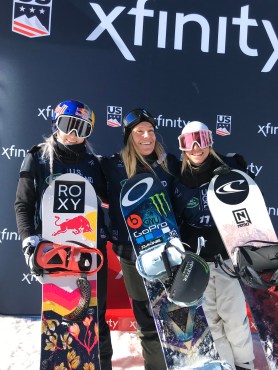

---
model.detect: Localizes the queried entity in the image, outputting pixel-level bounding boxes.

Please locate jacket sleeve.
[14,172,37,240]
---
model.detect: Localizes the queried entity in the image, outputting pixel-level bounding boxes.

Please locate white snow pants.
[202,261,255,370]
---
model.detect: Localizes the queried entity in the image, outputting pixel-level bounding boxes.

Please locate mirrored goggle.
[56,115,93,138]
[124,109,156,127]
[178,130,213,151]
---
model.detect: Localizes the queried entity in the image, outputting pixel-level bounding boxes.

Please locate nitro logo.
[2,145,27,159]
[38,105,53,120]
[149,193,170,217]
[107,106,122,127]
[258,122,278,137]
[87,3,278,73]
[216,115,231,136]
[12,0,52,38]
[233,208,251,227]
[53,180,85,213]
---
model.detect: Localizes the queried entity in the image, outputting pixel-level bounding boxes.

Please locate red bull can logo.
[52,215,93,236]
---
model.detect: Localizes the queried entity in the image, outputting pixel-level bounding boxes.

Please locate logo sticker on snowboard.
[232,208,252,227]
[214,171,249,205]
[53,180,85,213]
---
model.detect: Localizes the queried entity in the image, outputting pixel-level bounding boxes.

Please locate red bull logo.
[52,215,93,236]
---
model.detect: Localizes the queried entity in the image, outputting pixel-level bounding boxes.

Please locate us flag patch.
[12,0,52,38]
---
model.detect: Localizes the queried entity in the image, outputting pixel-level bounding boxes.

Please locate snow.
[0,315,144,370]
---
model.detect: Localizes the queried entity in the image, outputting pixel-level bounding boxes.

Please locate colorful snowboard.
[36,173,102,370]
[121,172,232,370]
[207,168,278,370]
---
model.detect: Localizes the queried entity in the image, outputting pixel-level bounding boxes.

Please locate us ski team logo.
[12,0,52,38]
[216,115,232,136]
[107,106,122,127]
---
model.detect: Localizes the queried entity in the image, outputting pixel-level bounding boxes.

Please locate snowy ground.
[0,315,144,370]
[0,315,272,370]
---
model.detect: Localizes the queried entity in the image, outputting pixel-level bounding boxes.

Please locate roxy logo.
[2,145,27,159]
[12,0,53,38]
[258,122,278,137]
[87,2,278,72]
[233,208,251,227]
[53,181,85,213]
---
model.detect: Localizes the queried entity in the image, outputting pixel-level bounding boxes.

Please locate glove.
[22,235,42,275]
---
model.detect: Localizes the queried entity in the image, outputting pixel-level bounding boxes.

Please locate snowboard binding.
[234,240,278,290]
[136,237,210,307]
[34,240,104,277]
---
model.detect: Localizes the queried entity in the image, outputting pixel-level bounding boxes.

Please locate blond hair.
[181,147,224,174]
[121,135,170,178]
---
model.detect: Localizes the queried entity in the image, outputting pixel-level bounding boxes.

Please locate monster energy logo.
[149,192,170,216]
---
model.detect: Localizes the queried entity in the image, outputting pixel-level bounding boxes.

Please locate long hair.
[41,134,94,174]
[181,147,224,174]
[121,135,170,178]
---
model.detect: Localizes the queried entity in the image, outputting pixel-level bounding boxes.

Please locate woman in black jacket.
[14,99,112,370]
[176,121,255,370]
[100,108,180,370]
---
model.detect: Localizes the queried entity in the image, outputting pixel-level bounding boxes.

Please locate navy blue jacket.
[177,153,251,261]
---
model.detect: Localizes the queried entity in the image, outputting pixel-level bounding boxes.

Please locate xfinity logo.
[216,180,246,195]
[2,145,27,159]
[87,2,278,72]
[38,105,53,120]
[258,122,278,137]
[0,228,20,241]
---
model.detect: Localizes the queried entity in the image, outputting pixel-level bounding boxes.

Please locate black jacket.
[178,153,251,261]
[15,137,108,243]
[99,152,180,261]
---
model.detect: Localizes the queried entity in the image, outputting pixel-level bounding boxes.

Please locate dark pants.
[98,242,113,370]
[120,257,166,370]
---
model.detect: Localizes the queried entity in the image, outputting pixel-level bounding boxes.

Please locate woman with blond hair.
[176,121,255,370]
[99,108,181,370]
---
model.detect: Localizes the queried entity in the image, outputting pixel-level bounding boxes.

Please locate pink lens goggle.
[178,130,213,151]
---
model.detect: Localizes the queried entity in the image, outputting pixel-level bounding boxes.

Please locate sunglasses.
[123,109,156,127]
[178,130,213,151]
[56,115,93,138]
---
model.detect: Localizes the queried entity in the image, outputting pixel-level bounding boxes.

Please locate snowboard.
[35,173,102,370]
[120,172,232,370]
[207,168,278,370]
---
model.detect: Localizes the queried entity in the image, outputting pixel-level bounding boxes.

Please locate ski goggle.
[178,130,213,151]
[56,115,93,138]
[123,109,156,128]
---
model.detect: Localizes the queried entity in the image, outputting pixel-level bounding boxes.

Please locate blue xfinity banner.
[0,0,277,315]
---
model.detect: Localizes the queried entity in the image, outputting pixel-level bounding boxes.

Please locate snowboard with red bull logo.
[208,168,278,369]
[120,172,232,370]
[36,173,102,370]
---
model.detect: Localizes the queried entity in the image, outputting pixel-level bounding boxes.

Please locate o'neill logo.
[12,0,52,38]
[107,106,122,127]
[216,115,231,136]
